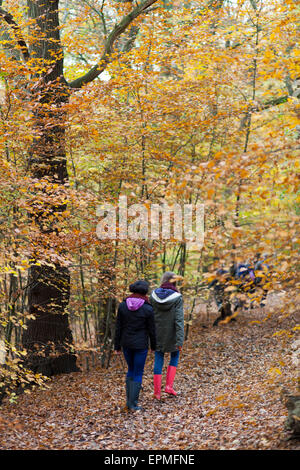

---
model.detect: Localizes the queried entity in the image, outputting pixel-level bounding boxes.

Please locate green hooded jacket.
[150,287,184,353]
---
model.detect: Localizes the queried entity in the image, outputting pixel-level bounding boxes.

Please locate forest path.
[0,296,299,450]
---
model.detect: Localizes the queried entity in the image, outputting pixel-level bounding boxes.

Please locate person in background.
[114,280,156,411]
[208,268,233,326]
[150,272,184,400]
[254,254,270,307]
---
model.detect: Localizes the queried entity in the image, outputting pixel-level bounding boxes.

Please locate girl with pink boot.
[150,272,184,399]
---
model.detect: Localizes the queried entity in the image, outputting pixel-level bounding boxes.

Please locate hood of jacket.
[150,288,182,311]
[126,297,145,311]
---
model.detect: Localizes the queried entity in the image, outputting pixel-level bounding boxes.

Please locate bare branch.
[0,7,30,61]
[68,0,158,89]
[260,95,289,110]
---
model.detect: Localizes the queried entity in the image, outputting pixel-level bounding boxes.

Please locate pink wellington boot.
[165,365,177,396]
[153,374,162,400]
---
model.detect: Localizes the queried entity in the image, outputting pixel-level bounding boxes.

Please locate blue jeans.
[154,350,180,375]
[122,347,148,383]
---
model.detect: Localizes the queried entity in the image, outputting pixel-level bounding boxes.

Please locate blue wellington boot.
[126,376,133,409]
[128,380,143,411]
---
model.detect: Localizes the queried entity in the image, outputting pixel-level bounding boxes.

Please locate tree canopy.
[0,0,299,398]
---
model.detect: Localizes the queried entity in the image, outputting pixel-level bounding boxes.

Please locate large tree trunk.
[18,0,158,375]
[21,0,78,375]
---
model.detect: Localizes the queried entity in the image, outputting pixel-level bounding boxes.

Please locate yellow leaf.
[268,367,281,376]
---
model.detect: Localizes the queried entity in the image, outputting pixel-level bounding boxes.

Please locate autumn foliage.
[0,0,299,419]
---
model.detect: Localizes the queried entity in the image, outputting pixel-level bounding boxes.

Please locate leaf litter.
[0,299,299,450]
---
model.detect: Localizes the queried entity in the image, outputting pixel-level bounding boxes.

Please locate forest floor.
[0,293,299,451]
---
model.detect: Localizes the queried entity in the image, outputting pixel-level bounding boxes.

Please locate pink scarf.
[160,282,179,292]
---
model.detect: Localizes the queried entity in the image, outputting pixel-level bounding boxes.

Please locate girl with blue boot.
[114,280,156,411]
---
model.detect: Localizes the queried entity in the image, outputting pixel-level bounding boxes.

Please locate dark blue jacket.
[114,298,156,351]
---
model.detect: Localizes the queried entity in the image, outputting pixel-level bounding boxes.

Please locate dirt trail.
[0,297,299,450]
